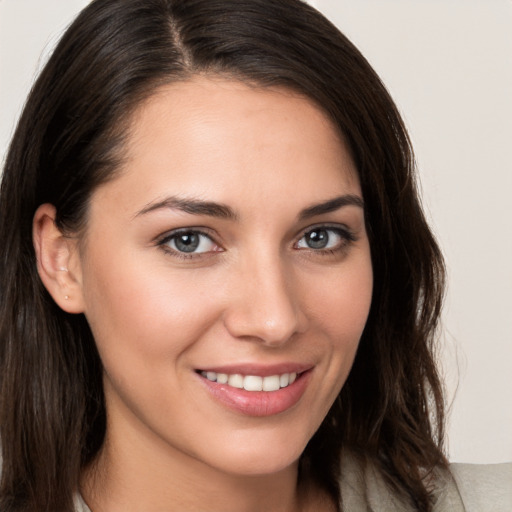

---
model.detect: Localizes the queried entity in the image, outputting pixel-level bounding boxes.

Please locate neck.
[81,425,318,512]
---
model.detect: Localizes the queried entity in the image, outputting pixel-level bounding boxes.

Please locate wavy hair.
[0,0,446,510]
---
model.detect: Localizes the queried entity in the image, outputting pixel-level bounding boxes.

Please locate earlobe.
[32,203,85,314]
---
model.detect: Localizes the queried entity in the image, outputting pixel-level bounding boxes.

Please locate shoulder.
[340,451,512,512]
[73,493,92,512]
[449,462,512,512]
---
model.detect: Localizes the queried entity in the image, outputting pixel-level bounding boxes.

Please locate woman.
[0,1,509,511]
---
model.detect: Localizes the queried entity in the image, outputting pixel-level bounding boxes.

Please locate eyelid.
[154,223,357,260]
[156,227,223,258]
[294,223,358,253]
[295,223,357,242]
[156,226,212,242]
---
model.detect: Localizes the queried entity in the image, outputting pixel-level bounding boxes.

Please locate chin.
[218,454,301,478]
[198,429,309,478]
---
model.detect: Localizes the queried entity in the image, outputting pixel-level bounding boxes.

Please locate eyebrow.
[135,196,237,220]
[135,194,363,221]
[298,194,364,220]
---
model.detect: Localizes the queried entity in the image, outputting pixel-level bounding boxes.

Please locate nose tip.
[224,303,301,347]
[222,265,305,346]
[260,316,300,347]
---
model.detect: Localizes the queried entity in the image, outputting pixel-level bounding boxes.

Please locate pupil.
[175,232,199,252]
[307,230,328,249]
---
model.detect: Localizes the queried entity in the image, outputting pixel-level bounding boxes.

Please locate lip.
[196,365,313,417]
[197,362,312,377]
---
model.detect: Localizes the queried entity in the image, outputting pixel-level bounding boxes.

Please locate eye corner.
[156,227,224,260]
[294,224,357,253]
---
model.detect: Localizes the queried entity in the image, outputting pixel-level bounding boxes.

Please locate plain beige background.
[1,0,511,463]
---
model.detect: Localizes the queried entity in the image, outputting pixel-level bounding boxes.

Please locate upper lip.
[196,363,313,377]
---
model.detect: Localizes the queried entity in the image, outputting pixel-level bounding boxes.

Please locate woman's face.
[74,78,373,477]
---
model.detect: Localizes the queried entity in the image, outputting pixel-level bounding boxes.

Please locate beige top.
[339,453,512,511]
[74,457,512,511]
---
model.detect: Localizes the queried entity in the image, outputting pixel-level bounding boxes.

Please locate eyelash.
[156,224,357,260]
[295,224,357,257]
[157,228,221,260]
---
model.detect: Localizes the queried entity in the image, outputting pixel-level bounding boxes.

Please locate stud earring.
[64,295,69,300]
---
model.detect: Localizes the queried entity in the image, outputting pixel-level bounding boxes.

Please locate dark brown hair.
[0,0,447,510]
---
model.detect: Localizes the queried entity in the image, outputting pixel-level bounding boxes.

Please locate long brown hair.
[0,0,447,510]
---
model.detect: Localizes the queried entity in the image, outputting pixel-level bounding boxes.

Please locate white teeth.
[201,371,300,391]
[243,375,263,391]
[228,374,244,389]
[263,375,280,392]
[216,373,228,384]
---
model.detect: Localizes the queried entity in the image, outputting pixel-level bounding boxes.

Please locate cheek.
[80,251,222,369]
[312,256,373,341]
[309,252,373,391]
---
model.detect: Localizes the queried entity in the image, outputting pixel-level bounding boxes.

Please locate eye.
[160,230,220,255]
[295,227,353,251]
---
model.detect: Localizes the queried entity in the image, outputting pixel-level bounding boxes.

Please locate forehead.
[93,77,361,217]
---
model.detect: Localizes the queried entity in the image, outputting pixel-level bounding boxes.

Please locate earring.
[59,267,68,272]
[64,295,69,300]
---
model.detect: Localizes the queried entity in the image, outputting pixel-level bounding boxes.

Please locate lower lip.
[199,371,312,417]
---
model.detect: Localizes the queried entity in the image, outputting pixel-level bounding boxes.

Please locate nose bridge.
[223,248,303,346]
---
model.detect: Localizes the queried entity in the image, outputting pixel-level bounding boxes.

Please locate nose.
[222,253,306,346]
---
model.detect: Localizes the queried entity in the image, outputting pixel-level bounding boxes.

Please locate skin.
[34,78,373,511]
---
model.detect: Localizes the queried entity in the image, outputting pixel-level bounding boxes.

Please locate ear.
[33,204,85,313]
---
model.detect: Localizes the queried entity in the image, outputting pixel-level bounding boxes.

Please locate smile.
[200,371,297,392]
[197,367,311,417]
